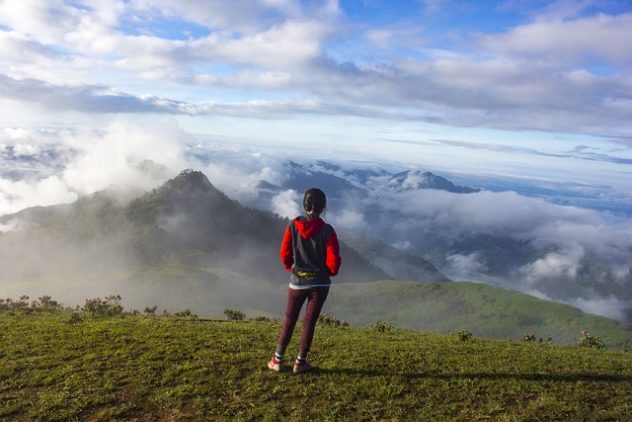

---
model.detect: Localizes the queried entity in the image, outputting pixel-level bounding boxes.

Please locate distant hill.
[325,281,632,345]
[342,233,449,283]
[387,170,480,193]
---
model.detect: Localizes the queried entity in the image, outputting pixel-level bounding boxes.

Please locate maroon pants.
[277,287,329,356]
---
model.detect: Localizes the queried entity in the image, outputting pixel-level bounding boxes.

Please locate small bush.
[578,330,606,350]
[82,294,124,317]
[144,305,158,316]
[522,333,536,342]
[251,315,273,322]
[224,308,245,321]
[174,309,197,319]
[371,320,393,333]
[67,311,83,324]
[622,340,632,353]
[522,333,553,343]
[1,295,65,314]
[0,296,29,312]
[456,329,473,342]
[36,295,62,311]
[319,313,348,327]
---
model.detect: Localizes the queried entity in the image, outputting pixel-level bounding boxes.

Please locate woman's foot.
[267,356,282,372]
[293,360,312,374]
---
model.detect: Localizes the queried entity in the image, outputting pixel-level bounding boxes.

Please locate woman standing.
[268,188,341,374]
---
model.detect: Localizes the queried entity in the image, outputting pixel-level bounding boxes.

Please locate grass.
[2,311,632,421]
[327,281,632,345]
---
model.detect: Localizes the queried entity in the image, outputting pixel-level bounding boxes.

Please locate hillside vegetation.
[1,309,632,421]
[327,281,632,345]
[1,275,630,345]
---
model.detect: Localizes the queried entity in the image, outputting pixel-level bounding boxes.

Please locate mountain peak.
[161,169,216,195]
[389,170,480,193]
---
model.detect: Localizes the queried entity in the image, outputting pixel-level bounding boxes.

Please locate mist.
[1,120,631,323]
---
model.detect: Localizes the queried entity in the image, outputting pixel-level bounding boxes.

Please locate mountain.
[0,170,392,289]
[262,161,480,195]
[342,233,449,283]
[387,170,480,193]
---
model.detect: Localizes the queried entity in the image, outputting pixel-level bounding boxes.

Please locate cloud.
[0,175,77,216]
[0,118,187,216]
[480,12,632,65]
[128,0,303,32]
[520,246,585,283]
[1,1,632,139]
[445,252,488,278]
[270,189,299,218]
[613,139,632,149]
[571,296,628,321]
[0,75,188,113]
[386,138,632,166]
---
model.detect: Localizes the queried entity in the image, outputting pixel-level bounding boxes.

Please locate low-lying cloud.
[1,124,631,322]
[0,119,186,216]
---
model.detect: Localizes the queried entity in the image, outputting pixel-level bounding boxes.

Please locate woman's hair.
[303,188,327,215]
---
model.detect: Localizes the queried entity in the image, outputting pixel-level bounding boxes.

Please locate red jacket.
[280,216,341,277]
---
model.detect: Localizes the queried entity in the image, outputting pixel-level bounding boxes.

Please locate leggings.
[277,286,330,357]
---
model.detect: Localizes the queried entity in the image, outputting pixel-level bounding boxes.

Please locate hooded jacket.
[280,215,341,288]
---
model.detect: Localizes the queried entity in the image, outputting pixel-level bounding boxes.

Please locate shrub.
[252,315,273,322]
[371,320,393,333]
[318,313,346,327]
[522,333,536,342]
[36,295,62,311]
[456,329,473,342]
[144,305,158,316]
[82,294,124,317]
[224,308,245,321]
[174,309,197,319]
[67,311,83,324]
[522,333,553,343]
[0,296,30,312]
[622,340,632,353]
[578,330,606,350]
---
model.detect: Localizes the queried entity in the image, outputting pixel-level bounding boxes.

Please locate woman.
[268,188,341,374]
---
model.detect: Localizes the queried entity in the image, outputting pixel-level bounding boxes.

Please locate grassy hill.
[1,311,632,421]
[327,281,632,345]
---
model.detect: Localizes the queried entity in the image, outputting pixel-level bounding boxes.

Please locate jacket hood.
[294,216,325,240]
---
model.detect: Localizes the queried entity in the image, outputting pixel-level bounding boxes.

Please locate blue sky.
[0,0,631,196]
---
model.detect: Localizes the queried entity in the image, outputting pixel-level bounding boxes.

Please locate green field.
[2,310,632,421]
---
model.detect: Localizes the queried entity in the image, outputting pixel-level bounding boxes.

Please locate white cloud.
[271,189,299,218]
[571,296,627,321]
[445,252,488,278]
[0,118,187,216]
[13,143,40,156]
[480,12,632,65]
[3,127,31,140]
[329,208,364,229]
[1,0,631,139]
[520,245,585,282]
[0,175,77,216]
[61,119,185,194]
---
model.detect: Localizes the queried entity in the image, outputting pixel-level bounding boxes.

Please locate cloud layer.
[1,1,631,137]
